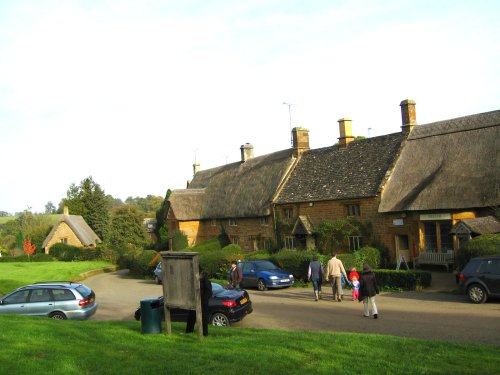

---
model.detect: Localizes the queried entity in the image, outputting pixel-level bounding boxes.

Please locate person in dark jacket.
[186,268,213,336]
[308,255,324,301]
[359,263,380,319]
[229,260,243,289]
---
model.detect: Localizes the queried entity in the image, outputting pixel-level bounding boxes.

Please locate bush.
[171,230,188,250]
[456,234,500,268]
[353,246,381,270]
[190,238,222,253]
[127,249,158,277]
[0,254,55,262]
[199,244,245,280]
[374,269,432,290]
[49,244,83,261]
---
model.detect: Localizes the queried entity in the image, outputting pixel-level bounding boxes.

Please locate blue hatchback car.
[238,260,294,291]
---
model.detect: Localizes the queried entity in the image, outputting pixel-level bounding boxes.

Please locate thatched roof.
[168,189,205,221]
[171,149,296,220]
[450,216,500,235]
[379,110,500,212]
[42,215,101,248]
[275,132,404,203]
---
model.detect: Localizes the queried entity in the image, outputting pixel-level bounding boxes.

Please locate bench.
[416,252,455,272]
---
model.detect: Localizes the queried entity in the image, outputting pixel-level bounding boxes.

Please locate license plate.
[281,279,290,282]
[240,298,248,305]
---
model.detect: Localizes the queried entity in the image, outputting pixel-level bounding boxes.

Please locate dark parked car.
[0,282,97,319]
[238,260,294,291]
[459,255,500,303]
[134,282,252,326]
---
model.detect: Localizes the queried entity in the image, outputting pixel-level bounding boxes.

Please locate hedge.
[373,269,432,290]
[456,234,500,268]
[0,254,55,262]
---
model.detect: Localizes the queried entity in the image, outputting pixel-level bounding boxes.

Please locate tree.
[155,189,171,249]
[23,237,37,261]
[44,201,56,214]
[107,205,149,249]
[0,211,10,217]
[314,217,362,254]
[62,176,111,241]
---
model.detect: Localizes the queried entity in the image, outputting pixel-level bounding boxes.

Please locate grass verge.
[0,315,498,375]
[0,261,115,295]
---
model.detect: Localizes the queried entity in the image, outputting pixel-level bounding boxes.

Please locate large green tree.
[107,205,148,249]
[62,176,111,241]
[155,189,171,250]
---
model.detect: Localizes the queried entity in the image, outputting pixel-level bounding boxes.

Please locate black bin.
[140,298,162,334]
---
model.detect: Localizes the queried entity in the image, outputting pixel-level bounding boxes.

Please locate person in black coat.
[186,268,213,336]
[359,263,380,319]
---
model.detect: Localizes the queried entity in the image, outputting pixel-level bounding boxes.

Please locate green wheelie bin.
[140,298,162,334]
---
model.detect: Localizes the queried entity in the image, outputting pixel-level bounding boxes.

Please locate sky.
[0,0,499,214]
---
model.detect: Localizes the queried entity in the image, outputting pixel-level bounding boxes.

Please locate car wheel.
[467,284,487,304]
[211,312,230,327]
[50,312,67,320]
[155,276,161,285]
[257,278,267,291]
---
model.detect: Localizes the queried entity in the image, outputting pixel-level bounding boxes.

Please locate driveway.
[85,270,500,346]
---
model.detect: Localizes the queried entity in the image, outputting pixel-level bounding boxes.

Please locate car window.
[75,285,92,298]
[242,263,254,272]
[2,290,30,304]
[30,289,52,303]
[476,261,488,274]
[51,289,76,301]
[211,283,224,294]
[255,261,279,271]
[486,259,500,274]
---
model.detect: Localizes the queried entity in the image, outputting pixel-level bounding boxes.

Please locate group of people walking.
[308,252,380,319]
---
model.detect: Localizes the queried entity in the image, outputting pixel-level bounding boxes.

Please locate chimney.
[292,127,310,157]
[400,99,417,134]
[63,206,69,215]
[193,162,200,176]
[338,118,354,148]
[240,143,254,163]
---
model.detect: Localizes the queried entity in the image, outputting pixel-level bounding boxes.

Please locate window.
[51,289,75,301]
[30,289,51,303]
[260,216,269,226]
[231,236,239,245]
[283,208,293,223]
[346,204,361,217]
[3,290,30,304]
[423,221,453,253]
[60,238,68,244]
[229,218,237,226]
[263,238,272,251]
[348,236,363,251]
[423,222,438,252]
[211,219,217,227]
[284,236,294,249]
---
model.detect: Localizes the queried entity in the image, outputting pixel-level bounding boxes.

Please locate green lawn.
[0,315,498,375]
[0,214,61,225]
[0,261,114,295]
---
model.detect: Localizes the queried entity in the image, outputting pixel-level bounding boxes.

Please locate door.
[240,262,258,288]
[395,235,410,263]
[28,288,54,316]
[0,290,30,315]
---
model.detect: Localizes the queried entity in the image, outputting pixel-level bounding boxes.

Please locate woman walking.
[308,255,324,301]
[359,263,380,319]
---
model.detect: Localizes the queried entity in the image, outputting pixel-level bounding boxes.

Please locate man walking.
[325,252,348,302]
[308,255,324,301]
[229,260,243,289]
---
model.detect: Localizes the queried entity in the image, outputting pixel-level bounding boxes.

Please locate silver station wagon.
[0,282,97,320]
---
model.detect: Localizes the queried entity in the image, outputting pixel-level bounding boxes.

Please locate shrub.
[245,250,272,260]
[0,254,55,262]
[49,244,83,261]
[171,230,188,250]
[128,249,158,277]
[374,269,432,290]
[353,246,381,270]
[190,238,222,253]
[198,245,245,280]
[456,234,500,268]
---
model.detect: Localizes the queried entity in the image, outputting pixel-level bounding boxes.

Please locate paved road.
[85,270,500,346]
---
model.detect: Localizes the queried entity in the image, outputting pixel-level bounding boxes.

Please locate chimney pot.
[63,206,69,215]
[338,118,354,148]
[400,99,417,134]
[292,127,310,157]
[240,143,254,163]
[193,163,200,176]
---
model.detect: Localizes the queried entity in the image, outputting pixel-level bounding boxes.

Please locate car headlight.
[269,276,278,280]
[289,275,294,278]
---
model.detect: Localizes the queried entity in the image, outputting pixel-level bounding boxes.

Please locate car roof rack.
[32,281,77,285]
